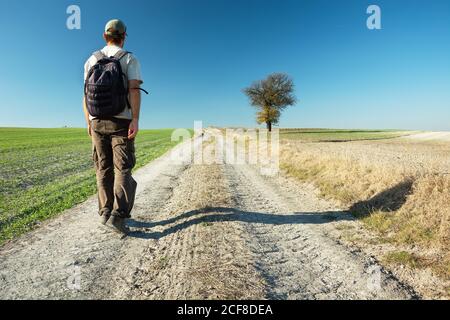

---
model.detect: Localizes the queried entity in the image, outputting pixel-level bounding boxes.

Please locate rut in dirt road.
[223,162,417,299]
[0,134,417,299]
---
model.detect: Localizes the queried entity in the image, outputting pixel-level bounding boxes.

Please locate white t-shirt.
[84,45,143,120]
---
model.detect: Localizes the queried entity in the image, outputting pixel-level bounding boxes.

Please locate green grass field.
[0,128,187,244]
[280,129,412,142]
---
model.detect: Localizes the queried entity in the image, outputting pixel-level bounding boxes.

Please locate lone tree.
[243,73,297,131]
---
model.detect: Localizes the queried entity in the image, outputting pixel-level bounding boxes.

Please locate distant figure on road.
[83,19,145,235]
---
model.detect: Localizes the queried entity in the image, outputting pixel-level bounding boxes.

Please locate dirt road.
[0,133,417,299]
[404,131,450,142]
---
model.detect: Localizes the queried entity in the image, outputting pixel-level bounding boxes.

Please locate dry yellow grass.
[280,140,450,280]
[182,136,266,299]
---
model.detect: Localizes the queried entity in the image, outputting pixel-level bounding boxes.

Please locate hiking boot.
[99,208,112,225]
[110,215,130,235]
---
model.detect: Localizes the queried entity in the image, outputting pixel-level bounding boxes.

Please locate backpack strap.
[113,50,130,61]
[93,51,106,61]
[111,50,131,109]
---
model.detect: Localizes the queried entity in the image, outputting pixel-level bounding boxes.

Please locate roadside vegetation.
[0,127,185,244]
[280,130,450,288]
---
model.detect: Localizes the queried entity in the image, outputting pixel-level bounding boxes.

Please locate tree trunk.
[266,121,272,132]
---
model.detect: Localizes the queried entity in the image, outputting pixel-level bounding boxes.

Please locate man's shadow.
[126,207,353,240]
[126,178,415,240]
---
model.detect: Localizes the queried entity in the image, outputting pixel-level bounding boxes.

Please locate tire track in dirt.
[223,161,418,299]
[109,136,265,299]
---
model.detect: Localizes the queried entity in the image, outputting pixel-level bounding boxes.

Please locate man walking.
[83,19,144,235]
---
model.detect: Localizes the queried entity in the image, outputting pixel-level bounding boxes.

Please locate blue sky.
[0,0,449,130]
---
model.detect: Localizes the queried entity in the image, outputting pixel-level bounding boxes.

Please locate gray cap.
[104,19,127,38]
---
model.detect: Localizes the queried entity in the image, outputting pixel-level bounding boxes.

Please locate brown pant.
[91,118,137,218]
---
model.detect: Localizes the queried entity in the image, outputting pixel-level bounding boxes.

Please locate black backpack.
[84,50,131,118]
